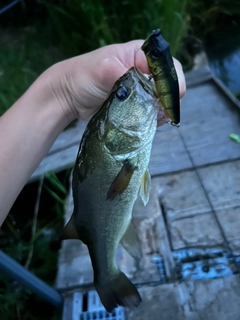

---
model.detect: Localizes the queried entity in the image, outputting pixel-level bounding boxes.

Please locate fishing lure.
[141,29,180,126]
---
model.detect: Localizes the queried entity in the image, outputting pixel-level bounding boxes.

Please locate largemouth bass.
[141,29,180,126]
[62,67,158,312]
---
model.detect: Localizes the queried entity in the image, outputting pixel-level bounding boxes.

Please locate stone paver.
[169,213,224,250]
[155,171,212,221]
[126,275,240,320]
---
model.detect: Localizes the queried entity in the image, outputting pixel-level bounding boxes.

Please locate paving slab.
[155,171,212,221]
[119,181,176,282]
[126,275,240,320]
[169,213,224,250]
[197,161,240,254]
[215,207,240,255]
[152,172,225,251]
[197,160,240,211]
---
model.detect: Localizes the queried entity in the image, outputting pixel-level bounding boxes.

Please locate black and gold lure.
[141,29,180,126]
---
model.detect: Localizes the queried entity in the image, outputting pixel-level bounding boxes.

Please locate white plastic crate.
[72,291,125,320]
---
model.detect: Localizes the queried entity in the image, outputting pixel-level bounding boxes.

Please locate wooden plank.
[29,122,86,182]
[185,65,213,88]
[30,145,78,182]
[212,74,240,110]
[48,121,86,154]
[149,126,192,176]
[30,67,240,182]
[179,81,240,167]
[197,160,240,211]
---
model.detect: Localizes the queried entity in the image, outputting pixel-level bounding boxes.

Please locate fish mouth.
[130,66,157,98]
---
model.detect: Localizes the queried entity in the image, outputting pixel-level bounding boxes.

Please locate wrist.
[45,59,84,121]
[37,64,78,125]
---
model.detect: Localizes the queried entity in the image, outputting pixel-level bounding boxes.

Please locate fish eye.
[116,86,129,101]
[151,49,161,59]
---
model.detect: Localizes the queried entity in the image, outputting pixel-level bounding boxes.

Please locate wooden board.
[149,126,192,176]
[29,66,240,183]
[178,81,240,167]
[29,121,86,182]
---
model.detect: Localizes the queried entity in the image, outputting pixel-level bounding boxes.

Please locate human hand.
[48,40,186,124]
[0,40,186,226]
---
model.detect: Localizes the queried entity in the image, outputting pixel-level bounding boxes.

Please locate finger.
[173,58,186,100]
[157,110,169,127]
[124,39,149,73]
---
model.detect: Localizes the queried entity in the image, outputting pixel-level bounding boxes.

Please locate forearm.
[0,67,75,226]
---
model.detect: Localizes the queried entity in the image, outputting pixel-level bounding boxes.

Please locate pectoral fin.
[139,169,151,206]
[106,160,137,201]
[61,214,79,240]
[120,221,142,260]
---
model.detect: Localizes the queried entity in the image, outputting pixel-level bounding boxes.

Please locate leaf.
[45,172,67,195]
[43,185,65,205]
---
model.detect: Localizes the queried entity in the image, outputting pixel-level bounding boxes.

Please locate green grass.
[0,0,191,115]
[43,0,190,57]
[1,0,239,117]
[0,27,65,116]
[0,171,69,320]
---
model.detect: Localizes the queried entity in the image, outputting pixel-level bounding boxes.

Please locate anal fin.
[120,221,142,260]
[61,214,79,240]
[139,168,151,206]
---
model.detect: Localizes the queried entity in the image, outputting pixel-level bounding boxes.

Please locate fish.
[62,67,158,312]
[141,29,180,126]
